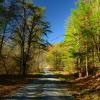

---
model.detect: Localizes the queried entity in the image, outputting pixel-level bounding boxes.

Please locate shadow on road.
[0,96,74,100]
[0,74,73,85]
[0,73,75,100]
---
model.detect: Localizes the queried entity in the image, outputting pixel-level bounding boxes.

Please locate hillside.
[71,73,100,100]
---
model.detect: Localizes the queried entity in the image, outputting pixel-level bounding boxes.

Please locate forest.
[0,0,100,100]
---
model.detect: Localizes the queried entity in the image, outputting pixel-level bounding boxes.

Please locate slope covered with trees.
[64,0,100,77]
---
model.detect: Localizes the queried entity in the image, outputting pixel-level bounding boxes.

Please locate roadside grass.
[31,71,45,75]
[52,71,76,82]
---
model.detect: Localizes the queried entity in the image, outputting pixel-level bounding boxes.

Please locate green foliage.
[46,42,75,73]
[64,0,100,76]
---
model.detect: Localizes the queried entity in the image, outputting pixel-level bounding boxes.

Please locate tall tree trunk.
[0,24,7,55]
[0,24,8,74]
[21,0,26,76]
[92,46,95,75]
[85,56,88,77]
[78,57,82,78]
[85,41,88,77]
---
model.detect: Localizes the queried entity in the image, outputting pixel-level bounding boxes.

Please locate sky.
[32,0,76,44]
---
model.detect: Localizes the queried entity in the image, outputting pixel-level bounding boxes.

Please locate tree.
[0,0,50,75]
[64,0,100,77]
[10,0,50,75]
